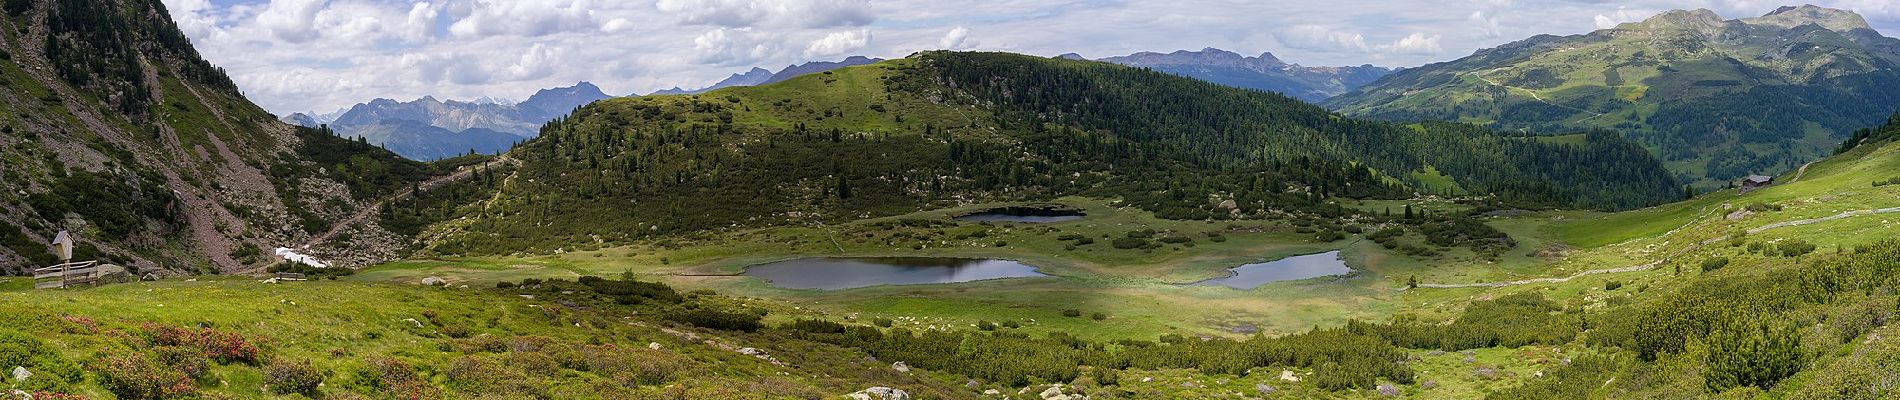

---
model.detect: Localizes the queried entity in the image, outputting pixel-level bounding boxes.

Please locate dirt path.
[1788,161,1816,183]
[1412,205,1900,289]
[302,156,514,249]
[1468,70,1606,120]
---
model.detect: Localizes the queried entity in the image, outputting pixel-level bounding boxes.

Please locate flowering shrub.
[58,316,98,334]
[29,392,88,400]
[264,359,324,396]
[94,351,194,399]
[140,324,262,364]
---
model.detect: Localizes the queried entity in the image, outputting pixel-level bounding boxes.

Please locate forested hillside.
[416,51,1679,255]
[0,0,438,273]
[1326,6,1900,186]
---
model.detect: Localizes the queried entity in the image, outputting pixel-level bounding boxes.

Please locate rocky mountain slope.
[1324,5,1900,186]
[1093,48,1391,101]
[0,0,437,274]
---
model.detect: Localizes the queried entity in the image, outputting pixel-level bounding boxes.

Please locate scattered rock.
[1141,377,1153,383]
[1475,367,1499,380]
[983,389,1001,395]
[647,342,663,350]
[1181,382,1199,388]
[738,347,765,356]
[891,361,911,372]
[11,366,30,382]
[1421,380,1438,390]
[1462,355,1476,363]
[847,387,911,400]
[966,380,980,388]
[518,294,535,299]
[1254,383,1275,394]
[1378,384,1399,397]
[1038,384,1088,400]
[1279,370,1302,382]
[402,318,423,328]
[420,277,447,286]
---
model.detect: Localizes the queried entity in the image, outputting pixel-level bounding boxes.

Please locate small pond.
[744,257,1050,290]
[1192,251,1351,290]
[952,206,1086,223]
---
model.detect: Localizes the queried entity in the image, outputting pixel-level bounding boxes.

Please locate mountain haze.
[1325,5,1900,185]
[1093,48,1392,101]
[315,82,610,160]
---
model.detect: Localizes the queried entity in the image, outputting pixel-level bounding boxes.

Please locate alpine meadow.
[2,1,1899,399]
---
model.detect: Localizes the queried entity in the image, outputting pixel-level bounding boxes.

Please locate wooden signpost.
[34,230,115,289]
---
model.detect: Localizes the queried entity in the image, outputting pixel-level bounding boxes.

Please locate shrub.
[872,318,894,328]
[1158,235,1193,244]
[1091,312,1107,321]
[783,319,846,334]
[976,320,997,331]
[496,281,517,289]
[661,304,764,332]
[1704,319,1804,392]
[1125,230,1156,239]
[1075,237,1095,245]
[1777,240,1816,257]
[1062,309,1083,318]
[1605,281,1624,291]
[1111,237,1148,249]
[264,359,324,396]
[1315,230,1346,242]
[141,324,261,364]
[1702,257,1730,272]
[95,351,194,399]
[993,241,1008,247]
[1001,320,1021,329]
[441,325,473,338]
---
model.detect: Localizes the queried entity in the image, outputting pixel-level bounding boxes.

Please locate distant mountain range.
[282,82,609,161]
[291,58,886,160]
[1324,5,1900,185]
[649,56,884,95]
[1080,48,1393,102]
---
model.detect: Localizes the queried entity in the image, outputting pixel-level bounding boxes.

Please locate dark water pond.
[952,206,1086,223]
[1192,251,1351,290]
[744,257,1050,290]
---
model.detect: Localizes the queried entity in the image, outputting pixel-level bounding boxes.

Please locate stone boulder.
[420,276,447,286]
[846,387,910,400]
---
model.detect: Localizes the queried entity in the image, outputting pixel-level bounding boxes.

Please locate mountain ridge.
[1324,5,1900,186]
[1090,47,1391,101]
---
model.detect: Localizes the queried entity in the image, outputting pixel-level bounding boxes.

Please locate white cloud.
[1276,25,1369,53]
[256,0,327,43]
[940,26,971,49]
[405,2,440,41]
[446,0,604,39]
[694,28,777,66]
[806,29,871,57]
[1594,8,1651,29]
[656,0,873,28]
[1470,11,1501,38]
[1378,32,1442,55]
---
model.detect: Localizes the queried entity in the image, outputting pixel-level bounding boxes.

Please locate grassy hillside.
[1326,6,1900,187]
[417,52,1679,256]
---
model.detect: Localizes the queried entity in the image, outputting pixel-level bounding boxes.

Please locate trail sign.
[52,230,73,262]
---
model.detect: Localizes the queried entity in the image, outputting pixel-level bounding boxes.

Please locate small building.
[1740,175,1774,193]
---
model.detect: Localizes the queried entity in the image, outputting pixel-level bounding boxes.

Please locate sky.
[158,0,1900,115]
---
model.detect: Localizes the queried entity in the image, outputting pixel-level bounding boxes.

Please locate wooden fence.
[33,261,104,289]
